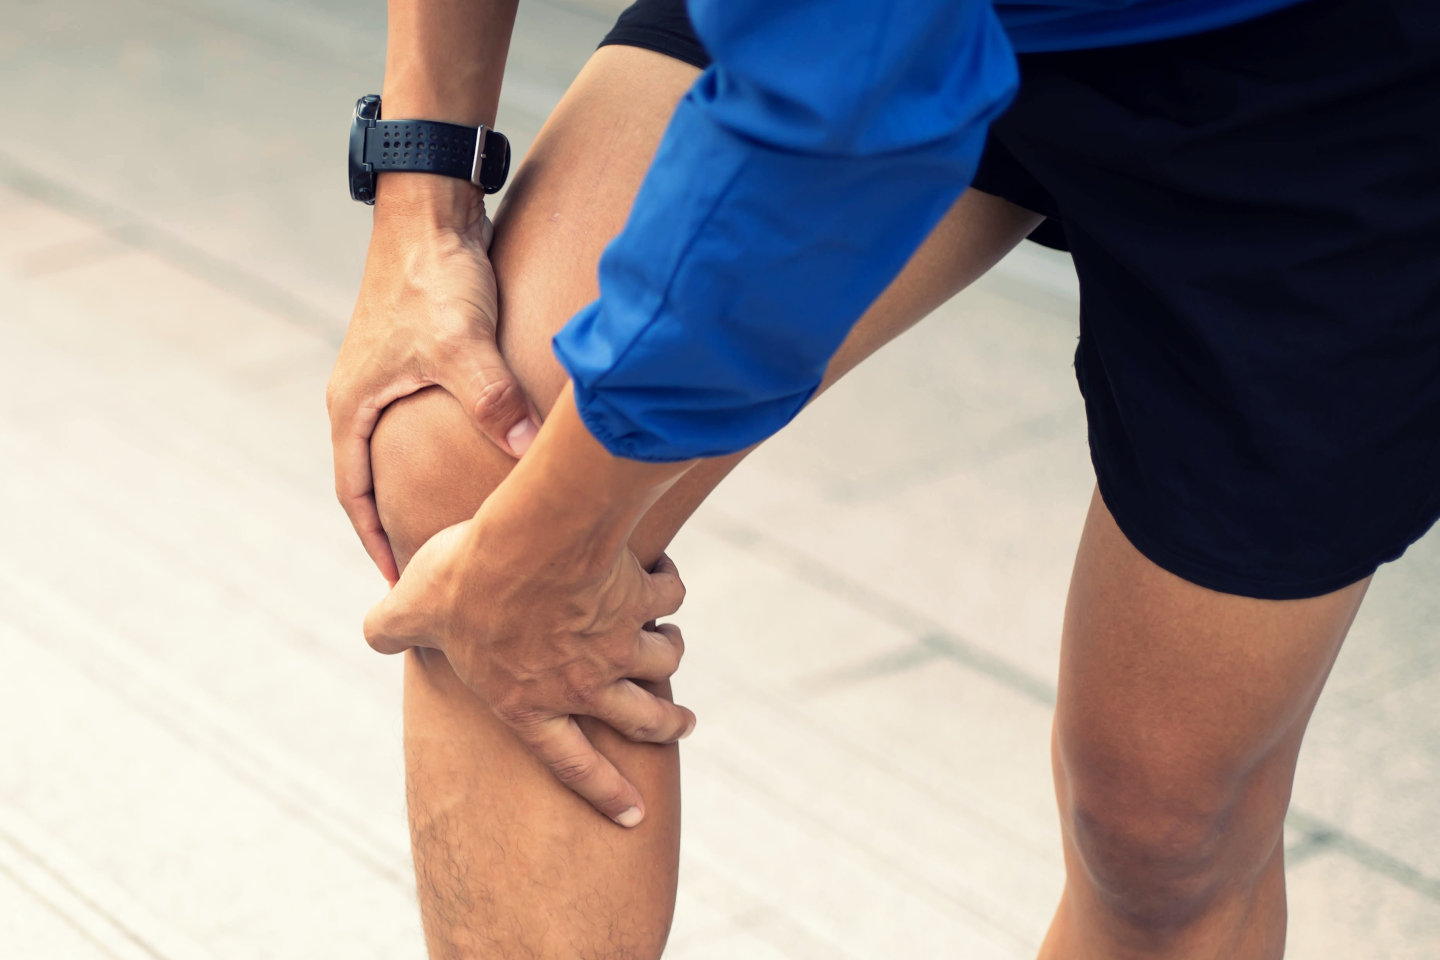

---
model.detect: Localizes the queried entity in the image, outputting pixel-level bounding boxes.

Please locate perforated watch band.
[361,119,511,194]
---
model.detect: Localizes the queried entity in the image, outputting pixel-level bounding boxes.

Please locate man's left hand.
[362,514,695,827]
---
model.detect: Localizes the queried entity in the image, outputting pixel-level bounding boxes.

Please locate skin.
[373,46,1039,958]
[328,0,530,587]
[364,385,698,827]
[1039,492,1368,959]
[363,44,1374,960]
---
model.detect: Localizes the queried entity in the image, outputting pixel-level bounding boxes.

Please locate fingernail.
[615,806,643,828]
[679,717,696,740]
[506,418,539,457]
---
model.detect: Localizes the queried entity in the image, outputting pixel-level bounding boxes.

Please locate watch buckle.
[470,125,491,189]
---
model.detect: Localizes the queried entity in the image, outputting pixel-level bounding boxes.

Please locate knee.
[1066,788,1232,930]
[371,386,512,571]
[1058,732,1259,932]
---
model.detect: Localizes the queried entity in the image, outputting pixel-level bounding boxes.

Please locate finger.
[330,377,440,583]
[624,623,686,682]
[443,340,541,458]
[509,714,647,826]
[331,385,407,583]
[333,431,399,585]
[589,678,697,745]
[644,553,686,620]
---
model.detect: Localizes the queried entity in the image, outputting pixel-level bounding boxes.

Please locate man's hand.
[327,177,541,583]
[362,515,696,827]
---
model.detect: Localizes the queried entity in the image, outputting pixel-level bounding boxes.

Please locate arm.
[376,0,517,215]
[365,0,1019,821]
[482,387,693,567]
[556,0,1018,460]
[328,0,538,584]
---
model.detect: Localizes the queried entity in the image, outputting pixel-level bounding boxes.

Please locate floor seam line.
[1285,808,1440,901]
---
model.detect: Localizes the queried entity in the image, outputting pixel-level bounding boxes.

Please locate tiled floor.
[2,1,1438,957]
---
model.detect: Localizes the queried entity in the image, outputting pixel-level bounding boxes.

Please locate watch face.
[349,96,381,203]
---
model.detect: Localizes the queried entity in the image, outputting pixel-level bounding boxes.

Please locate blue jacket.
[553,0,1305,461]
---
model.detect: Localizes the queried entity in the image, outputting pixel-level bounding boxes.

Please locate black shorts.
[601,0,1440,600]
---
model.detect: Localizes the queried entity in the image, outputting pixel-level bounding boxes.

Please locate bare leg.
[1037,490,1369,960]
[371,45,1041,960]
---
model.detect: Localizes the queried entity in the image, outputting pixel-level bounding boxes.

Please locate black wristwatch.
[348,94,511,204]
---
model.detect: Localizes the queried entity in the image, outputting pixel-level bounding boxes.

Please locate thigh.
[1052,489,1369,925]
[1058,489,1369,785]
[378,43,1041,958]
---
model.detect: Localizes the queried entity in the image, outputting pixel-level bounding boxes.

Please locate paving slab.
[1294,666,1440,882]
[0,870,135,960]
[668,524,919,693]
[1287,852,1440,959]
[1321,528,1440,707]
[706,422,1094,689]
[0,623,423,960]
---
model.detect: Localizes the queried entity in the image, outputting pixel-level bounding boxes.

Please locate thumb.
[362,588,418,656]
[363,519,470,656]
[445,342,540,458]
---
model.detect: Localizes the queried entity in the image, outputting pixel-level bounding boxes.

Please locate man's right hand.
[327,175,541,583]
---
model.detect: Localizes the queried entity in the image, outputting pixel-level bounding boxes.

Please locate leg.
[372,46,1041,960]
[1038,490,1369,960]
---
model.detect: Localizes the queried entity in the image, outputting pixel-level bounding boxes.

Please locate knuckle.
[549,754,596,786]
[335,483,362,513]
[654,580,684,614]
[324,380,355,424]
[624,698,670,742]
[558,665,603,707]
[653,701,681,735]
[561,677,601,708]
[492,696,545,729]
[468,374,522,425]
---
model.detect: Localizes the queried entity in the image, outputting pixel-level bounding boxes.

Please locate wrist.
[478,462,637,581]
[471,385,692,577]
[373,173,486,233]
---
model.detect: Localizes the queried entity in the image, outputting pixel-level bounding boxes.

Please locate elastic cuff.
[570,393,695,464]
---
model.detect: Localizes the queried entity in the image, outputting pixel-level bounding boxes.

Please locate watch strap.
[362,119,510,194]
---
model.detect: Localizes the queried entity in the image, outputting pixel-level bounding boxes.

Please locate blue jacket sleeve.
[552,0,1018,462]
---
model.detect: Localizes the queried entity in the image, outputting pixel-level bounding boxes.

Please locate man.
[327,0,1440,955]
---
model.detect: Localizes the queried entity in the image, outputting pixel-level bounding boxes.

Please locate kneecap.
[371,386,513,569]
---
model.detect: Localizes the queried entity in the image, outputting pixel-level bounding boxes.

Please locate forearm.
[377,0,520,219]
[481,384,695,572]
